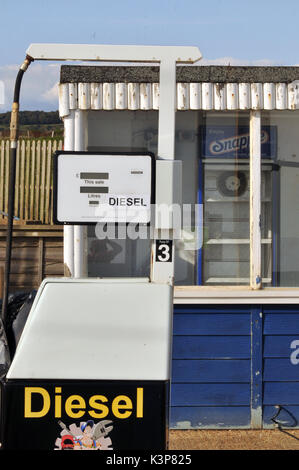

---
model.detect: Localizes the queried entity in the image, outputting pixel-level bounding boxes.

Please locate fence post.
[0,265,3,299]
[38,238,44,285]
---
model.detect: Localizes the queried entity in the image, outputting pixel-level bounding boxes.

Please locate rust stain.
[183,92,187,108]
[150,243,155,280]
[215,83,224,99]
[64,263,72,277]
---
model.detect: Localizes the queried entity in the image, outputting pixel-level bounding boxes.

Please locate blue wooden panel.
[172,359,250,383]
[172,336,251,359]
[169,303,299,428]
[174,305,251,315]
[263,305,299,315]
[170,407,251,429]
[263,405,299,428]
[171,304,252,428]
[172,335,251,359]
[264,382,299,405]
[263,306,299,429]
[264,314,299,335]
[171,384,250,406]
[264,358,299,381]
[264,335,299,358]
[173,314,250,335]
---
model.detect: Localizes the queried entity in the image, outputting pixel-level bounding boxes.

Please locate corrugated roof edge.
[60,65,299,84]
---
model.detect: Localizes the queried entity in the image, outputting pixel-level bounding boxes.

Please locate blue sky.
[1,0,299,111]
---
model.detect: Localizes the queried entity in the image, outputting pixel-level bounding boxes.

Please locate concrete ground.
[169,429,299,450]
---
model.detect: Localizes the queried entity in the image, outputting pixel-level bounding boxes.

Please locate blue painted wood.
[171,383,250,406]
[172,336,251,359]
[264,382,299,405]
[251,308,263,428]
[171,304,252,428]
[175,305,251,315]
[264,314,299,335]
[263,305,299,314]
[170,304,299,429]
[170,407,251,429]
[172,359,250,383]
[169,303,299,429]
[263,306,299,428]
[263,405,299,428]
[264,335,299,358]
[173,313,250,335]
[264,358,299,381]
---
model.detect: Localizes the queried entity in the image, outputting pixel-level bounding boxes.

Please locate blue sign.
[202,125,277,159]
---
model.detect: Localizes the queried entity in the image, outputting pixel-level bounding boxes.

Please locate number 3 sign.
[155,240,173,262]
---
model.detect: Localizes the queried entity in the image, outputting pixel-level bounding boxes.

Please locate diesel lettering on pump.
[24,387,144,420]
[109,197,147,207]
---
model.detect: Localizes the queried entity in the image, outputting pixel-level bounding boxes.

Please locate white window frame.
[250,110,262,290]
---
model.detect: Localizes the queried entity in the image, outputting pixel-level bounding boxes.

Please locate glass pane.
[86,110,200,285]
[135,111,200,285]
[87,225,151,278]
[86,111,157,278]
[262,110,299,286]
[174,112,199,285]
[200,112,250,285]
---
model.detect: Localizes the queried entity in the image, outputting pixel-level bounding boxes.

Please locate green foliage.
[0,110,63,137]
[0,110,61,126]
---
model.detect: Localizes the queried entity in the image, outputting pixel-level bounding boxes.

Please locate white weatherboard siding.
[59,81,299,116]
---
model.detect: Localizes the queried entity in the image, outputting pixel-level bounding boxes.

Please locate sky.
[1,0,299,111]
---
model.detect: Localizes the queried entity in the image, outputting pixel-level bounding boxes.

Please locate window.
[85,107,299,289]
[262,110,299,286]
[199,112,251,285]
[87,111,156,279]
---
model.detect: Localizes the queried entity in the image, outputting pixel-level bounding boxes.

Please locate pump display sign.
[53,151,155,224]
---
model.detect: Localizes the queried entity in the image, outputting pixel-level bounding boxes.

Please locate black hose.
[13,68,25,103]
[1,56,33,341]
[1,147,17,328]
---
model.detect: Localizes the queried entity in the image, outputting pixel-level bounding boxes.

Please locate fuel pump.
[0,44,201,450]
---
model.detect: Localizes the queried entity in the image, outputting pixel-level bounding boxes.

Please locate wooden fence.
[0,231,64,295]
[0,139,63,225]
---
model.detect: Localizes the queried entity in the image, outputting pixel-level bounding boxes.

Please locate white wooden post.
[150,59,177,285]
[63,110,75,276]
[74,109,88,278]
[250,110,262,289]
